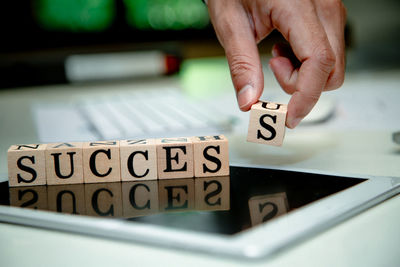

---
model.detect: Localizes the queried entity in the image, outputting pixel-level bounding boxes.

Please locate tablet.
[0,165,399,260]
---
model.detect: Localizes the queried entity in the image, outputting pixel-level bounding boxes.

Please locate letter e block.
[158,178,195,212]
[156,137,193,179]
[8,144,47,187]
[192,135,229,177]
[247,101,287,146]
[83,141,121,184]
[120,139,157,181]
[45,142,83,185]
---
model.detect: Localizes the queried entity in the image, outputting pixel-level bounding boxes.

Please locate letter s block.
[120,139,157,181]
[45,142,84,185]
[83,141,121,183]
[191,135,229,177]
[8,144,47,187]
[247,101,287,146]
[156,137,193,179]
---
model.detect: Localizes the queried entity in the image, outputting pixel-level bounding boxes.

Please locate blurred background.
[1,0,399,89]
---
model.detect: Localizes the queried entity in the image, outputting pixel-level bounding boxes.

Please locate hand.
[207,0,347,128]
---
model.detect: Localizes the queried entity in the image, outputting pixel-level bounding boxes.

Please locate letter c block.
[247,101,287,146]
[83,141,121,183]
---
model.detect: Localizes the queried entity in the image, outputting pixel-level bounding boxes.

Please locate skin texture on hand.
[207,0,347,128]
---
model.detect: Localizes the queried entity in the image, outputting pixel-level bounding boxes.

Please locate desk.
[0,68,399,266]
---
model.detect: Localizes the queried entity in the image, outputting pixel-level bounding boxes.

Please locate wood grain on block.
[47,184,85,215]
[247,101,287,146]
[121,180,159,218]
[84,182,123,217]
[9,185,48,210]
[120,139,157,182]
[191,135,229,177]
[83,141,121,184]
[248,192,289,226]
[8,144,47,187]
[156,137,193,179]
[195,176,230,211]
[45,142,84,185]
[158,178,195,212]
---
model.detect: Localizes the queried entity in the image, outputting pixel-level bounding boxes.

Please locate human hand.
[206,0,346,128]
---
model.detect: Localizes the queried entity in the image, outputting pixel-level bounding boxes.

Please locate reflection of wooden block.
[47,184,85,215]
[158,178,195,212]
[84,182,122,217]
[248,192,289,226]
[8,144,47,187]
[121,181,159,218]
[45,142,84,185]
[120,139,157,181]
[195,176,230,211]
[247,101,287,146]
[9,186,48,210]
[156,137,193,179]
[83,141,121,184]
[192,135,229,177]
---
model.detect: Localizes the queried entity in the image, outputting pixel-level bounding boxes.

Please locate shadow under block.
[195,176,230,211]
[45,142,84,185]
[158,178,195,212]
[83,141,121,184]
[84,182,123,217]
[248,192,289,226]
[247,101,288,146]
[122,180,159,218]
[156,137,194,179]
[9,185,48,210]
[192,135,229,177]
[120,139,157,182]
[8,144,47,187]
[47,184,85,215]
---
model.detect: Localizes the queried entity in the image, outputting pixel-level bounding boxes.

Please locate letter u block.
[83,141,121,183]
[120,139,157,181]
[8,144,47,187]
[45,142,83,185]
[192,135,229,177]
[247,101,287,146]
[156,137,193,179]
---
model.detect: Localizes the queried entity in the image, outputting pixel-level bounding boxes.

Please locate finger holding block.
[45,142,84,185]
[8,144,47,187]
[247,101,287,146]
[192,135,229,177]
[120,139,157,181]
[156,137,193,179]
[83,141,121,183]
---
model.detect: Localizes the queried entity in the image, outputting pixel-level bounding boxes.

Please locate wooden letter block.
[8,144,47,187]
[158,178,195,213]
[45,142,84,185]
[84,183,123,217]
[83,141,121,184]
[248,192,289,226]
[195,176,230,211]
[247,101,287,146]
[120,139,157,181]
[192,135,229,177]
[156,137,193,179]
[47,184,85,215]
[9,185,48,210]
[121,180,159,218]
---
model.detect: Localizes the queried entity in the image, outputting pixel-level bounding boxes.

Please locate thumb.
[208,1,263,111]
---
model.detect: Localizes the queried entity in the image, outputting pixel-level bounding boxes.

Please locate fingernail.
[271,47,278,58]
[237,84,256,110]
[288,117,302,128]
